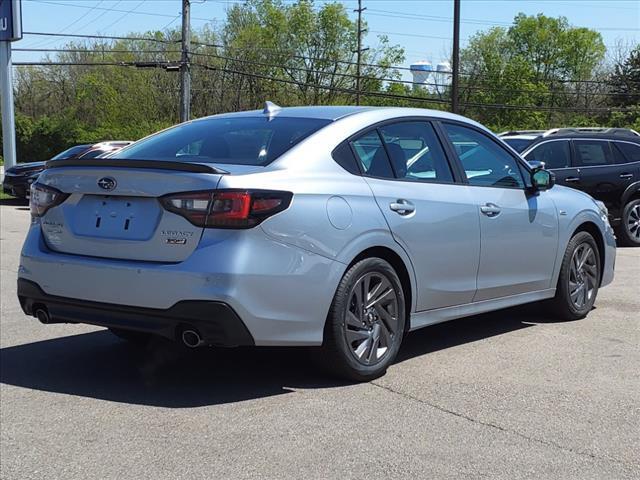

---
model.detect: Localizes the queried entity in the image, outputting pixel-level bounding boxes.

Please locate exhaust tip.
[181,329,204,348]
[35,308,51,324]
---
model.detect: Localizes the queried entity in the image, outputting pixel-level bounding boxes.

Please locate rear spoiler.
[45,158,228,174]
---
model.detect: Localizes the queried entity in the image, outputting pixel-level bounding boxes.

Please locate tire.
[549,231,601,321]
[618,199,640,247]
[108,327,152,345]
[320,258,406,381]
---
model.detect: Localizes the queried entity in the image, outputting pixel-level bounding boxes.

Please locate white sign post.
[0,0,22,170]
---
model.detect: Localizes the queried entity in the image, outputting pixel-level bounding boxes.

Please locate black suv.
[515,129,640,246]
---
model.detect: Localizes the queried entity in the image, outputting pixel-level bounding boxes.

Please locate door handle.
[565,177,580,183]
[620,173,633,179]
[389,199,415,215]
[480,203,501,217]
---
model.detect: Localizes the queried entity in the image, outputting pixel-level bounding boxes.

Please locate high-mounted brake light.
[30,183,70,217]
[160,190,292,228]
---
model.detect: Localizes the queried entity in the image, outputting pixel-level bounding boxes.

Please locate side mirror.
[531,167,555,191]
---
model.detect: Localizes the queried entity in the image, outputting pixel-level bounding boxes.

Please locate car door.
[523,139,578,188]
[350,121,480,311]
[441,123,559,302]
[571,139,621,207]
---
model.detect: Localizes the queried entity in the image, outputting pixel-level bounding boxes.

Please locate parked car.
[2,144,92,199]
[519,131,640,246]
[499,127,639,153]
[18,105,615,380]
[2,141,133,199]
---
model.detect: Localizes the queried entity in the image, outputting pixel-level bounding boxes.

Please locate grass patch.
[0,191,16,200]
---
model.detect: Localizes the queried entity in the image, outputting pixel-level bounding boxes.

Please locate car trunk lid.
[38,161,227,262]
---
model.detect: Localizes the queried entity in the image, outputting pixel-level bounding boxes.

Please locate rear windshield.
[113,116,332,166]
[50,145,90,160]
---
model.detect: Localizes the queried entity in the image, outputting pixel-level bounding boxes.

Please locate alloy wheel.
[568,243,598,310]
[627,204,640,241]
[344,272,399,365]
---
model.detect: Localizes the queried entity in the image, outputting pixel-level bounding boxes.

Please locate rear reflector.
[160,190,292,228]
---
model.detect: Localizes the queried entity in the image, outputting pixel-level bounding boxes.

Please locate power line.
[13,61,177,67]
[23,31,175,44]
[15,46,640,97]
[21,31,640,87]
[366,8,640,31]
[28,0,213,22]
[190,63,635,113]
[75,0,125,34]
[11,59,635,113]
[15,48,181,55]
[100,0,146,32]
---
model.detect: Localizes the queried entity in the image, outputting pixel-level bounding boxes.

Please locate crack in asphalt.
[369,381,632,468]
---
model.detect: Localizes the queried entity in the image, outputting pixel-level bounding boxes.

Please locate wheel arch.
[347,246,414,332]
[621,181,640,206]
[572,221,606,285]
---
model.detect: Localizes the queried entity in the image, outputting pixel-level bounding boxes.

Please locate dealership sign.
[0,0,22,42]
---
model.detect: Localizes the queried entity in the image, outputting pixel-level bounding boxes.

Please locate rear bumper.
[19,223,346,346]
[18,278,254,346]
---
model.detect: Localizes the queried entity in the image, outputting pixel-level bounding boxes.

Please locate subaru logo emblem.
[97,177,117,191]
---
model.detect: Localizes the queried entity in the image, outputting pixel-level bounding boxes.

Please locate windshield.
[113,116,332,166]
[50,145,90,160]
[502,137,535,153]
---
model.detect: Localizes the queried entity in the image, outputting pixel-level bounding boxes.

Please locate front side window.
[378,122,453,183]
[443,123,525,188]
[524,141,571,169]
[573,140,610,167]
[113,117,331,166]
[615,142,640,163]
[350,131,394,178]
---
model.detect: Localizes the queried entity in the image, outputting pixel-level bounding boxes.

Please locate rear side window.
[113,117,331,166]
[573,140,610,166]
[615,142,640,163]
[378,122,453,183]
[524,141,571,169]
[350,131,394,178]
[443,123,525,188]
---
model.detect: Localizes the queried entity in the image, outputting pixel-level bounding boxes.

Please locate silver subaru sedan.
[18,104,616,380]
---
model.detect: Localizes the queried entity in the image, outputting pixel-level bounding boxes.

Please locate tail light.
[160,190,293,228]
[30,183,70,217]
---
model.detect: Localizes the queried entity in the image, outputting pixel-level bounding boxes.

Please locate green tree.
[459,13,607,131]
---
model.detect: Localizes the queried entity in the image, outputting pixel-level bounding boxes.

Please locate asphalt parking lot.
[1,200,638,479]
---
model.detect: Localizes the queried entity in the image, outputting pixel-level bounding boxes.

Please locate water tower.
[410,61,433,87]
[434,61,452,94]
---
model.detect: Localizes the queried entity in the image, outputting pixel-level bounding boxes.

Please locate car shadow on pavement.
[0,198,29,207]
[0,303,554,408]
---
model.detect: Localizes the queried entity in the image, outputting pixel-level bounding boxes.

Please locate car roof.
[501,134,542,140]
[523,133,640,154]
[197,104,484,126]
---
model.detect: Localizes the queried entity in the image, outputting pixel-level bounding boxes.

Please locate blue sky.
[13,0,640,71]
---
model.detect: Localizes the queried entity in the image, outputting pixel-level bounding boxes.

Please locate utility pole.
[180,0,191,123]
[1,0,22,170]
[451,0,461,113]
[354,0,367,106]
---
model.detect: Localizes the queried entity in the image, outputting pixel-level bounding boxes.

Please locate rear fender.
[335,231,418,314]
